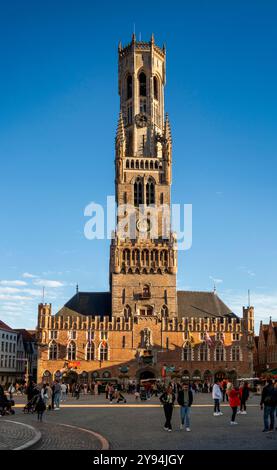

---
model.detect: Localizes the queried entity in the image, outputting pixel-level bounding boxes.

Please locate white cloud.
[221,290,277,332]
[209,276,223,284]
[0,280,27,286]
[33,279,64,288]
[22,272,38,279]
[0,287,21,294]
[0,294,32,301]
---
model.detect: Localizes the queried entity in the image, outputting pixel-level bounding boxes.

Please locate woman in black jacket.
[160,385,175,431]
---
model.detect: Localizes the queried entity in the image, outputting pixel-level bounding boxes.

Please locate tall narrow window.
[139,72,146,97]
[134,178,143,206]
[99,342,108,361]
[86,343,95,361]
[154,76,158,100]
[127,75,132,99]
[146,179,155,205]
[67,341,76,361]
[49,341,58,360]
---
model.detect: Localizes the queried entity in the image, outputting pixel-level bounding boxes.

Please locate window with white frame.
[182,344,193,361]
[67,341,76,360]
[231,345,241,361]
[49,341,58,360]
[68,330,77,340]
[99,343,108,361]
[198,343,209,361]
[86,343,95,361]
[49,330,58,340]
[100,331,108,341]
[232,333,240,341]
[215,345,225,361]
[87,330,94,342]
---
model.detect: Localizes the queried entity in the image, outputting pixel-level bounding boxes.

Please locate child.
[229,385,241,425]
[35,395,46,422]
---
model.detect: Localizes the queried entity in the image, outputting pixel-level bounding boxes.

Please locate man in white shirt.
[212,379,223,416]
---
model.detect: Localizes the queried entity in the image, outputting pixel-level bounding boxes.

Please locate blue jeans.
[180,406,190,427]
[263,405,275,430]
[54,392,61,408]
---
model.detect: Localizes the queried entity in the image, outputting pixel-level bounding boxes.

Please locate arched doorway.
[63,370,78,386]
[137,369,156,381]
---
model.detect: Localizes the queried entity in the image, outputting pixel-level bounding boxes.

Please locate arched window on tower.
[154,76,159,100]
[139,72,146,97]
[127,75,132,100]
[146,179,155,205]
[134,178,143,206]
[161,305,169,318]
[124,305,132,320]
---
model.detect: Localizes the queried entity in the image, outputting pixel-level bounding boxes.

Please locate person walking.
[61,382,67,402]
[212,379,223,416]
[45,383,52,410]
[75,383,80,400]
[238,382,250,415]
[222,380,227,402]
[8,383,15,400]
[108,383,115,403]
[35,394,46,422]
[177,382,193,432]
[53,380,61,410]
[114,388,127,403]
[160,385,175,432]
[229,385,240,425]
[260,379,275,432]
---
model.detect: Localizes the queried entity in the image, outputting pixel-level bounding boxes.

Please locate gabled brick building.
[37,35,255,386]
[254,318,277,375]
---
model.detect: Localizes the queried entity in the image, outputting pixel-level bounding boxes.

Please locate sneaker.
[230,421,238,425]
[180,424,184,430]
[241,411,247,415]
[219,412,223,416]
[262,429,270,433]
[167,429,172,432]
[237,410,241,414]
[164,427,168,431]
[186,428,191,432]
[213,412,219,416]
[55,408,60,410]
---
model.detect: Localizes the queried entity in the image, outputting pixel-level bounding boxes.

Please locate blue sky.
[0,0,276,331]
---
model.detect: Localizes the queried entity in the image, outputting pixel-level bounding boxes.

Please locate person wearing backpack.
[260,380,275,432]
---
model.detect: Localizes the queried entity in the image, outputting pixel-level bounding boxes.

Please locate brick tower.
[110,34,177,319]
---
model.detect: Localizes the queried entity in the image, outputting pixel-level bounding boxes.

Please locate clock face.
[135,113,148,128]
[136,218,151,233]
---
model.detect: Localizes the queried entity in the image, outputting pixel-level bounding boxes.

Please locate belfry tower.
[110,34,177,319]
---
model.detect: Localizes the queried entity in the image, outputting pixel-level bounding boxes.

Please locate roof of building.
[56,290,237,319]
[15,329,36,342]
[177,291,238,319]
[63,292,112,317]
[0,320,15,332]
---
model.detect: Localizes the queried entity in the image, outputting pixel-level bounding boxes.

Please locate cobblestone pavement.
[5,393,277,450]
[0,419,40,450]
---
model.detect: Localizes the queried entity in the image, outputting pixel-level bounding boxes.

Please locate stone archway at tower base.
[136,367,156,381]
